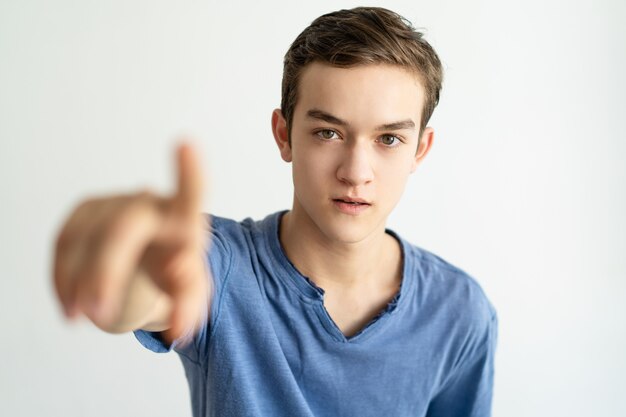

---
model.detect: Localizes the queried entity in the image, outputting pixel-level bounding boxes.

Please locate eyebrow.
[306,109,416,131]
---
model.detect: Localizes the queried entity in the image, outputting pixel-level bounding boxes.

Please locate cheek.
[292,154,329,194]
[377,157,413,199]
[293,147,337,182]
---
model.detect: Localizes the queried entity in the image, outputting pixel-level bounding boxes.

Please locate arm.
[98,268,173,334]
[52,142,210,344]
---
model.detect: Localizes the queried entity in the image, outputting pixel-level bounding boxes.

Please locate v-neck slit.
[263,211,414,344]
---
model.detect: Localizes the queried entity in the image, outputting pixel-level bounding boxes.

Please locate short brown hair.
[281,7,443,140]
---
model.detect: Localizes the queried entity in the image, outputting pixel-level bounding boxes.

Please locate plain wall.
[1,0,625,416]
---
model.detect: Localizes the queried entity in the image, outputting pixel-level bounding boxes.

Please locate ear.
[271,108,292,162]
[411,127,434,173]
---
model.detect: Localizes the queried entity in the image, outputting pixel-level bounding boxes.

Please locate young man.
[53,6,497,417]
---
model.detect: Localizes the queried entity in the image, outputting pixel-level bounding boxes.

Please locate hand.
[52,142,210,344]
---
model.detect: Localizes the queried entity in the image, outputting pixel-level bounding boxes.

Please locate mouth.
[332,197,372,214]
[332,198,371,206]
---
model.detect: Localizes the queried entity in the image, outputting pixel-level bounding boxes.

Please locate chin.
[316,213,383,245]
[294,195,389,244]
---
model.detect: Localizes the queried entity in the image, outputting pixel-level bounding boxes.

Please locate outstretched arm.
[52,142,211,344]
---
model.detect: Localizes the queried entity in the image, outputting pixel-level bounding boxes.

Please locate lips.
[333,196,371,205]
[332,197,371,215]
[337,201,365,205]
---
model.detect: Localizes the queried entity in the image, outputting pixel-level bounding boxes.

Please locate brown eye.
[317,130,337,140]
[380,135,399,146]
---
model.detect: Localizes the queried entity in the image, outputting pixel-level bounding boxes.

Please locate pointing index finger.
[173,141,205,218]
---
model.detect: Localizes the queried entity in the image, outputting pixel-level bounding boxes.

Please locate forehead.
[295,62,425,127]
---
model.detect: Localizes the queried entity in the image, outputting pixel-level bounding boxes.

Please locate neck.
[279,205,401,291]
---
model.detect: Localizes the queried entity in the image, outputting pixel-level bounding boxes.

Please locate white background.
[1,0,625,416]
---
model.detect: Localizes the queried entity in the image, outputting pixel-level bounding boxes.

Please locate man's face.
[273,62,433,244]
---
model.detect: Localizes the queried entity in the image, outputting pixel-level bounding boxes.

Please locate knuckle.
[135,188,165,214]
[105,217,131,243]
[73,198,101,218]
[80,270,109,311]
[55,198,101,250]
[86,256,113,294]
[102,205,143,244]
[125,193,159,225]
[55,230,72,251]
[76,198,96,211]
[137,187,156,201]
[52,275,66,305]
[52,259,66,290]
[89,281,108,306]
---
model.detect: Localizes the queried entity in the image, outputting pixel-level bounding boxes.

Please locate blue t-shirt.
[134,211,497,417]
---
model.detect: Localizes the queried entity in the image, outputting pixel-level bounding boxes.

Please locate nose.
[336,142,374,186]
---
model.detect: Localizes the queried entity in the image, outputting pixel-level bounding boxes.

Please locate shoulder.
[401,241,498,378]
[205,213,248,241]
[400,238,497,347]
[205,212,275,241]
[204,213,258,254]
[409,241,494,314]
[203,212,281,276]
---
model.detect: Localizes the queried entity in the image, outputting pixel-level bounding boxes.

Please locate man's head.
[281,6,443,142]
[271,7,443,244]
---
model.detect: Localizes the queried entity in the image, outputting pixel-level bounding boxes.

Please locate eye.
[316,129,339,140]
[378,134,401,147]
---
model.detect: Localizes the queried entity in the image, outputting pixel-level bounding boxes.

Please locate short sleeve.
[425,312,498,417]
[133,213,234,361]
